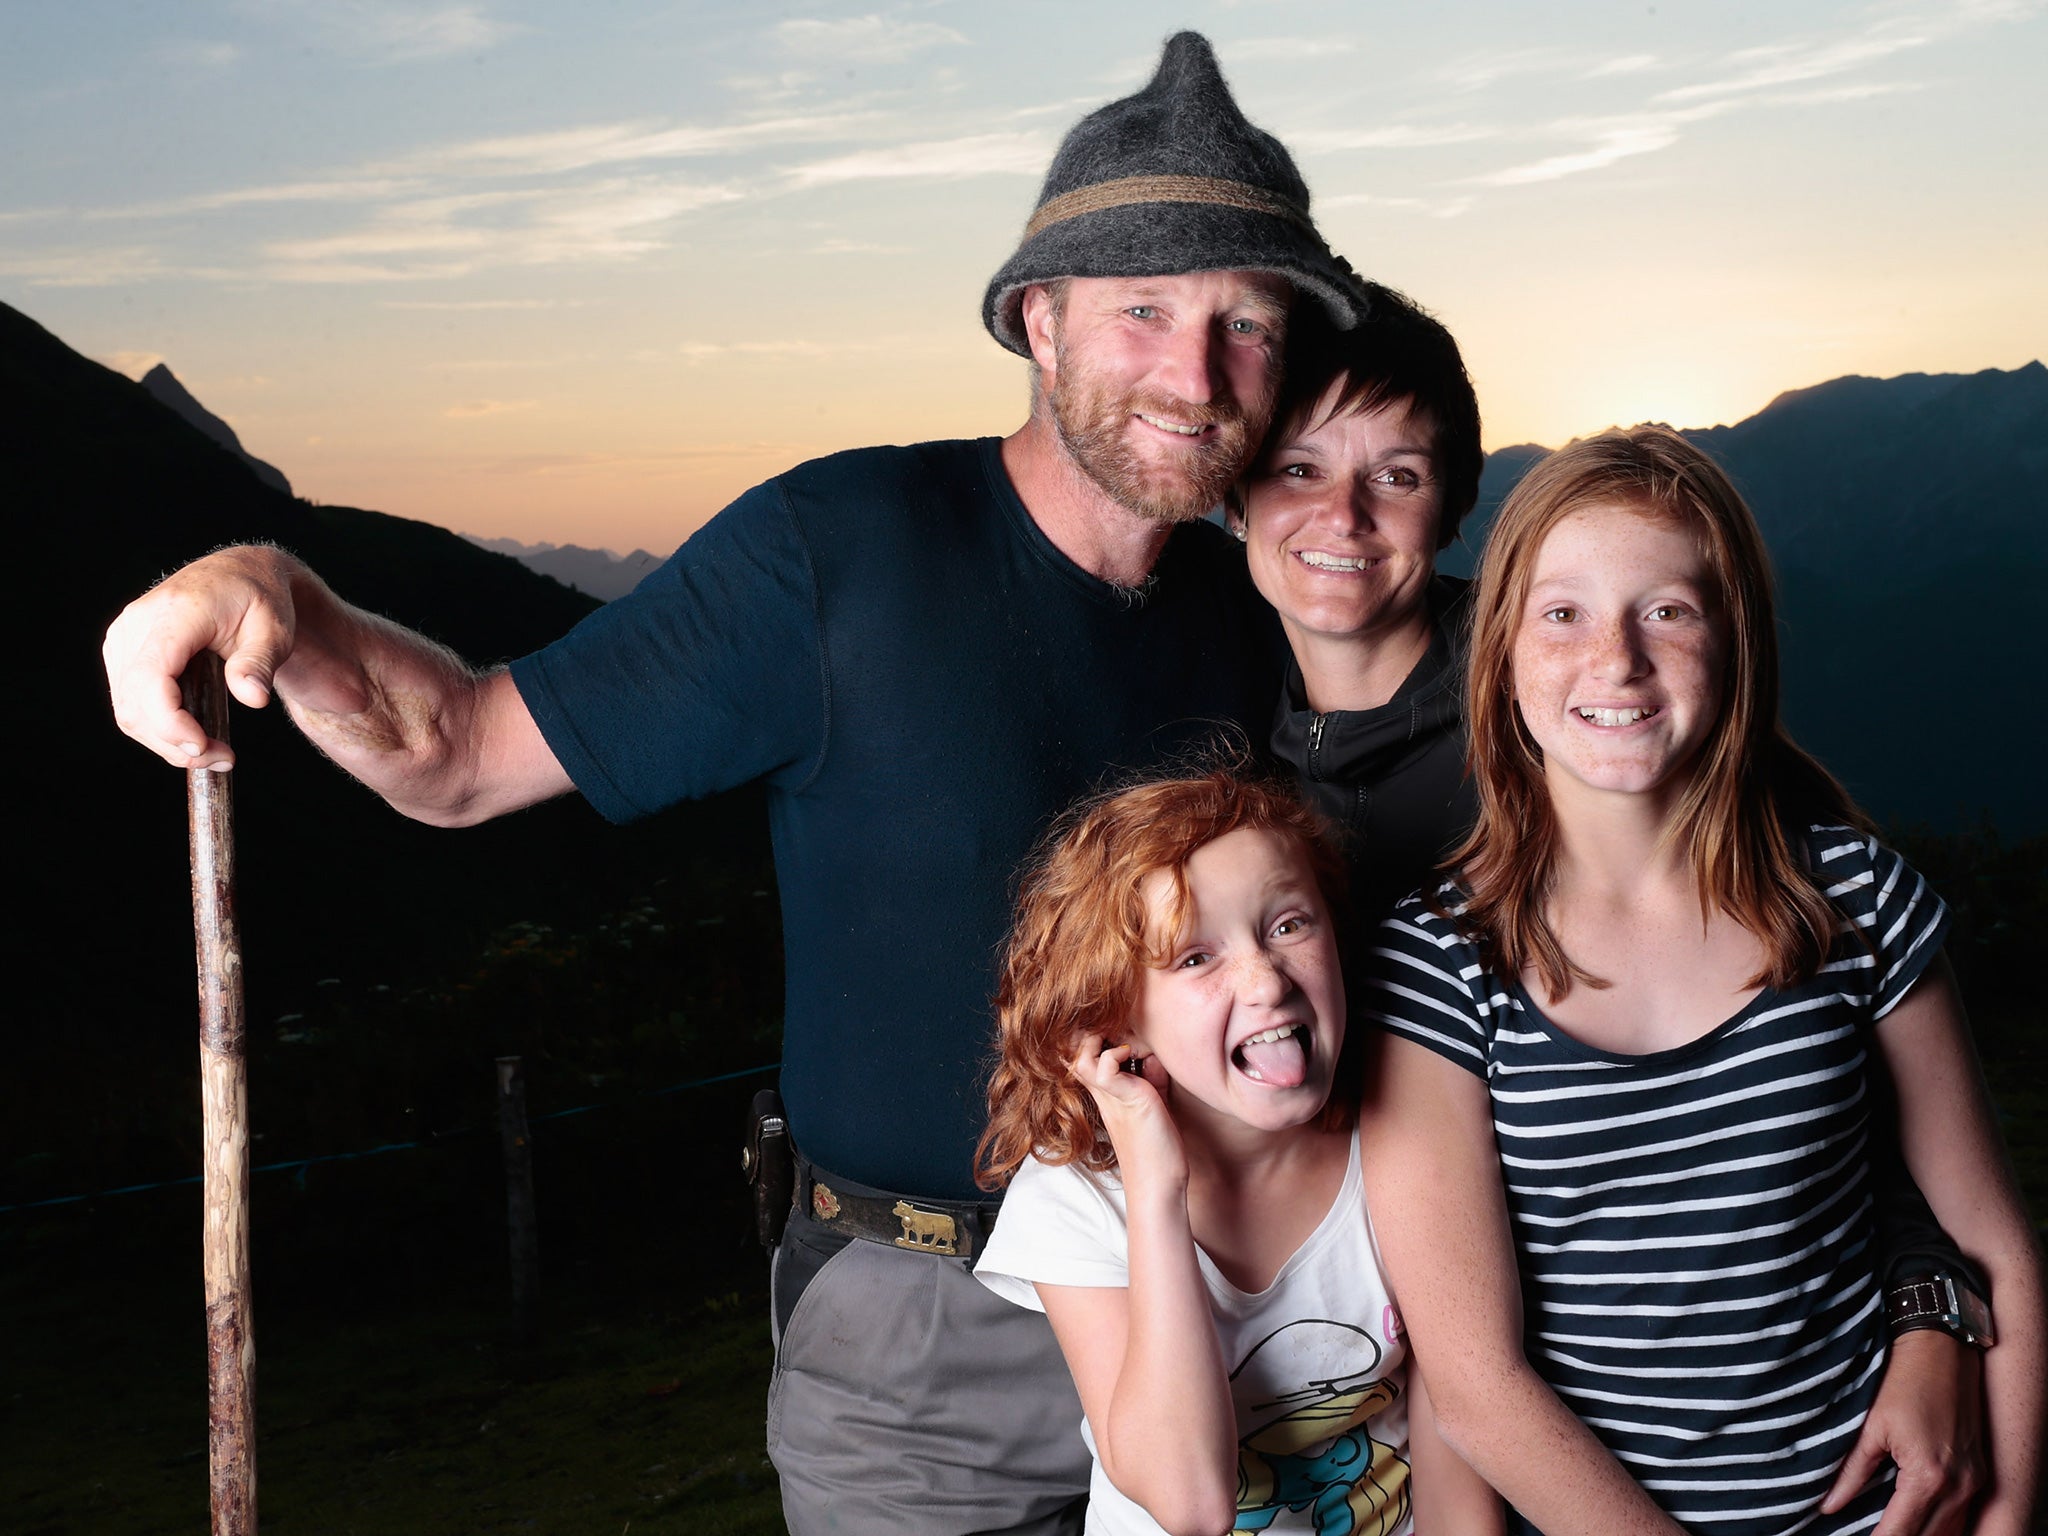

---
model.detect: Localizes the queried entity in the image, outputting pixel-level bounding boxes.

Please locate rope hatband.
[1023,174,1314,241]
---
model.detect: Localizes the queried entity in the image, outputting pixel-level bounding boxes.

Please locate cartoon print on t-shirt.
[1228,1318,1410,1534]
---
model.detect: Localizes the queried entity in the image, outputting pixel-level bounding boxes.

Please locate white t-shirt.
[975,1128,1413,1536]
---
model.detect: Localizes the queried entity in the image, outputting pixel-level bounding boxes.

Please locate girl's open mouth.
[1234,1023,1310,1087]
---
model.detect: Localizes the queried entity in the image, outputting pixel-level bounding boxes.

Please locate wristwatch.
[1886,1269,1996,1348]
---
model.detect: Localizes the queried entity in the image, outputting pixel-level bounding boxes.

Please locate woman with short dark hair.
[1228,285,1485,923]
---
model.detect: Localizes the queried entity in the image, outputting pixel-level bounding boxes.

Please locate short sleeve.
[973,1156,1131,1313]
[1808,829,1952,1019]
[509,480,825,823]
[1357,891,1494,1079]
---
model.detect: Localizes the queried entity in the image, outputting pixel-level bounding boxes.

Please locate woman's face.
[1241,386,1442,655]
[1510,503,1728,810]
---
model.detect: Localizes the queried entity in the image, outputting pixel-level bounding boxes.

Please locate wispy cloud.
[1583,53,1661,78]
[998,96,1104,122]
[1435,47,1574,93]
[92,177,429,220]
[678,340,853,361]
[774,15,967,63]
[720,70,821,105]
[425,357,578,371]
[76,112,879,226]
[259,179,742,279]
[1224,36,1357,61]
[1468,117,1692,188]
[1288,123,1497,153]
[783,132,1050,188]
[382,298,586,311]
[261,1,519,63]
[1320,192,1430,210]
[675,336,953,362]
[1654,26,1933,105]
[1771,80,1928,106]
[26,0,2028,297]
[265,190,542,262]
[1953,0,2043,19]
[1454,1,2030,193]
[163,39,242,70]
[463,443,816,478]
[0,247,173,287]
[400,113,880,177]
[1320,190,1473,220]
[444,398,537,418]
[102,350,167,380]
[16,101,961,289]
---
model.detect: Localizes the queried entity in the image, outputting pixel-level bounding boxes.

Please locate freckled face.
[1510,504,1728,810]
[1243,389,1441,652]
[1127,827,1344,1136]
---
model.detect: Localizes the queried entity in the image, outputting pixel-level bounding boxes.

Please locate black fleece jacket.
[1271,574,1479,927]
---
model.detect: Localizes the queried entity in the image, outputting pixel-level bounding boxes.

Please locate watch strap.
[1886,1272,1996,1348]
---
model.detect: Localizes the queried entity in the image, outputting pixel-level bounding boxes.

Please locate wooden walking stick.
[184,651,256,1535]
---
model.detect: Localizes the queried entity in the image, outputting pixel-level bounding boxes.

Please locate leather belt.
[797,1160,1002,1261]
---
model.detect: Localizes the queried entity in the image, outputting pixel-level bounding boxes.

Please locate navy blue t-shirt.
[512,438,1281,1198]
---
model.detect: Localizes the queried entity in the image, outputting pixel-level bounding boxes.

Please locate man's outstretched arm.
[104,544,573,827]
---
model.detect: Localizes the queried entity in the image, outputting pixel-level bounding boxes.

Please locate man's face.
[1032,271,1289,526]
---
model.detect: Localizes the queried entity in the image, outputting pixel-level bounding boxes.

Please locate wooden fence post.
[495,1056,540,1339]
[185,652,255,1535]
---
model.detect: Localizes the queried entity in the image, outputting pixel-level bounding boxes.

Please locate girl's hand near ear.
[1070,1033,1186,1196]
[1043,1032,1237,1533]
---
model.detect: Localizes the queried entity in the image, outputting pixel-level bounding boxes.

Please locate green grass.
[8,844,2036,1534]
[3,1103,785,1536]
[243,1295,780,1534]
[9,1070,2037,1536]
[4,1227,782,1535]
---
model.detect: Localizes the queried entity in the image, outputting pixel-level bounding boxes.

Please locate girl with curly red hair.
[972,769,1501,1536]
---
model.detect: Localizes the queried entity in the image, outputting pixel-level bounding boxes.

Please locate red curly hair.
[975,769,1349,1191]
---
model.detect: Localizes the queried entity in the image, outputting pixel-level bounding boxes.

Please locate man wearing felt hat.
[105,31,1363,1534]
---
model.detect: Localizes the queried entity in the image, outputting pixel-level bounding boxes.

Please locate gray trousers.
[767,1201,1090,1535]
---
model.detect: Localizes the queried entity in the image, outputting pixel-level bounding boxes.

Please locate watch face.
[1952,1280,1997,1347]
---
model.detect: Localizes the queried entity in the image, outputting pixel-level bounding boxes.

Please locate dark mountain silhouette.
[1440,363,2048,836]
[6,300,765,1188]
[138,362,293,496]
[10,290,2038,1185]
[465,534,667,601]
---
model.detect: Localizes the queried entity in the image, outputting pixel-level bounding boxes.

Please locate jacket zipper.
[1308,713,1327,781]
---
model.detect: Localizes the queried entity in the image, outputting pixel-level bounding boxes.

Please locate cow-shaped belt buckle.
[892,1200,960,1256]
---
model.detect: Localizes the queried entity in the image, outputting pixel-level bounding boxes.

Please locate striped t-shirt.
[1362,828,1949,1535]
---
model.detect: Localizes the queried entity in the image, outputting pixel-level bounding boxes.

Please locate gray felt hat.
[982,30,1367,357]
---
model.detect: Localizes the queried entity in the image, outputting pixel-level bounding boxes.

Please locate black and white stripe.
[1365,830,1948,1534]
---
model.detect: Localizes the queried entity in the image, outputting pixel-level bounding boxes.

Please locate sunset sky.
[5,1,2042,555]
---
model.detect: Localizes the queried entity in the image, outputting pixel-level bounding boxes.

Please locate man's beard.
[1047,328,1267,527]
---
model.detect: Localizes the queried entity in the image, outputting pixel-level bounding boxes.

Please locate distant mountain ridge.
[4,298,762,1143]
[465,534,666,601]
[14,294,2040,841]
[118,359,663,600]
[1441,362,2047,836]
[4,293,2040,1192]
[138,361,292,495]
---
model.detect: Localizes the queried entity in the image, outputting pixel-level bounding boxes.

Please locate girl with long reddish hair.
[973,769,1502,1535]
[1360,426,2043,1534]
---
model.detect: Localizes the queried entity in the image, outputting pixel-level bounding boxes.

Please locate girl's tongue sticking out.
[1236,1024,1309,1087]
